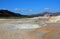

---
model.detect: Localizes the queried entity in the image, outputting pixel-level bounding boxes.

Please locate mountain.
[0,10,22,17]
[31,12,60,17]
[42,12,60,16]
[0,10,44,18]
[0,10,60,18]
[0,10,29,18]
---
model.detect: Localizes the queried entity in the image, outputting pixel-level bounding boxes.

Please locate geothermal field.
[0,16,60,39]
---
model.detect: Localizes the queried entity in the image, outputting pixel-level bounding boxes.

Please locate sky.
[0,0,60,15]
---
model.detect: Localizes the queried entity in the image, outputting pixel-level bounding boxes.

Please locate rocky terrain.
[0,9,60,39]
[0,16,60,39]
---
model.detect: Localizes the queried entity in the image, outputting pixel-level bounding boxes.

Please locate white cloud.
[14,8,18,10]
[43,8,51,12]
[14,8,26,11]
[14,8,21,12]
[44,8,50,10]
[14,8,27,13]
[21,8,26,11]
[29,9,32,12]
[2,8,7,10]
[14,8,33,13]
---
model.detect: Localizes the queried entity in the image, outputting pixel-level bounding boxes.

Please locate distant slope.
[0,10,29,18]
[30,12,60,17]
[0,10,22,17]
[0,10,60,18]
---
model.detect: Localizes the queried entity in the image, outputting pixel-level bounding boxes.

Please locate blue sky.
[0,0,60,15]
